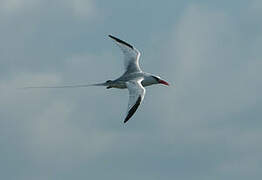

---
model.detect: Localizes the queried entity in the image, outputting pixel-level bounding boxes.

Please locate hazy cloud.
[0,1,261,180]
[0,0,96,19]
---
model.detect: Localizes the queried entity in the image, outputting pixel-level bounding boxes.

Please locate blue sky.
[0,0,262,179]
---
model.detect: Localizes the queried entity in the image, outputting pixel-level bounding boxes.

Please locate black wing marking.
[108,35,134,49]
[124,96,142,123]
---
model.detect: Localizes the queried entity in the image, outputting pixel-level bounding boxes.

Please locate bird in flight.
[25,35,169,123]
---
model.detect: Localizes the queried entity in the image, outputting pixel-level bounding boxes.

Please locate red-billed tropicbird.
[24,35,169,123]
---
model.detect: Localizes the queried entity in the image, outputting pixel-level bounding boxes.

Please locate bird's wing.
[124,78,145,123]
[109,35,141,74]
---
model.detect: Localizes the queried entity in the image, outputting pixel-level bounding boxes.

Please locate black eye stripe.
[152,76,159,81]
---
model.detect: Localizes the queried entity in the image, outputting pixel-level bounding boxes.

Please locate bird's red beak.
[159,80,169,86]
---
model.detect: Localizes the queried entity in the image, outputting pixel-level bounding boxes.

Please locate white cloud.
[167,3,261,120]
[1,1,262,179]
[167,1,262,175]
[68,0,96,19]
[27,101,116,163]
[0,71,117,171]
[0,0,41,14]
[0,0,97,20]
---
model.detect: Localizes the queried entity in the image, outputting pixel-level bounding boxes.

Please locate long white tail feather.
[20,82,108,89]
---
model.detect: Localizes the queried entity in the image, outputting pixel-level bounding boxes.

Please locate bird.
[24,35,169,123]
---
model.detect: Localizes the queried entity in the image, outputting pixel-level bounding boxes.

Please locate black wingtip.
[123,96,142,123]
[124,116,130,123]
[108,34,114,39]
[108,35,133,49]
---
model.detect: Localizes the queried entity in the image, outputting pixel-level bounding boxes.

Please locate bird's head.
[151,75,169,86]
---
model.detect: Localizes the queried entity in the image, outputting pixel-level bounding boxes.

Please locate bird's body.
[24,35,169,123]
[106,72,159,89]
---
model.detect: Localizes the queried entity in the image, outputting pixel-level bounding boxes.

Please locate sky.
[0,0,262,179]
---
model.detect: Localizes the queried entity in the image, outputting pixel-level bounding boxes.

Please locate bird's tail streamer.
[20,82,108,89]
